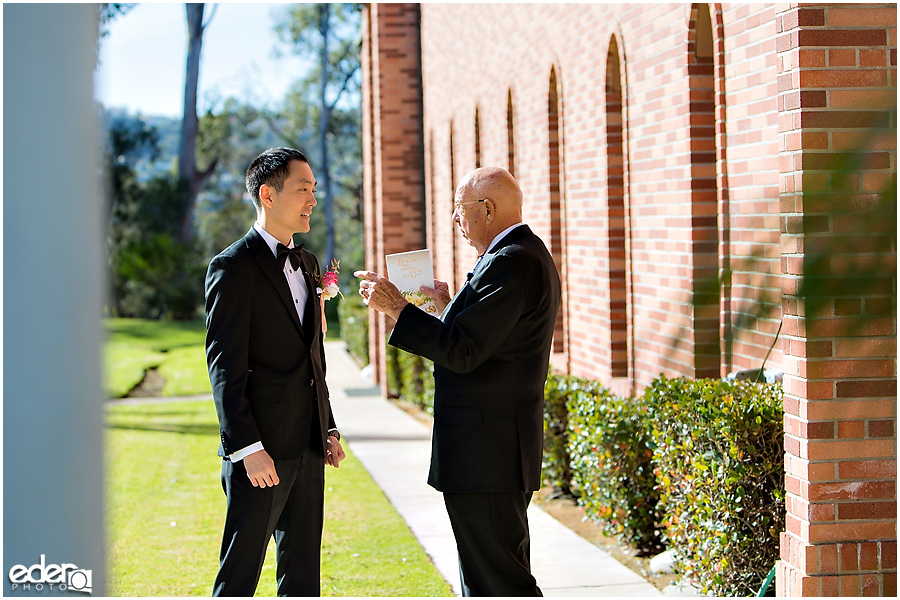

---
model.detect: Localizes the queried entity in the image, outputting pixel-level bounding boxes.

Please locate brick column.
[361,3,426,391]
[776,4,897,596]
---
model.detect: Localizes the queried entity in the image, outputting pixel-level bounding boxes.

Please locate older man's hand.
[420,280,451,314]
[354,270,410,321]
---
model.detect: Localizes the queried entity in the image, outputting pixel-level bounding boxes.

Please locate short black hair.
[245,147,309,210]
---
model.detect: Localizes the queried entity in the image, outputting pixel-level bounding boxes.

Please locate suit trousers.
[443,491,542,597]
[212,443,325,597]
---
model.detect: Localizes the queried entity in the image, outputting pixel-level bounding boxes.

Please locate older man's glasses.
[451,198,486,217]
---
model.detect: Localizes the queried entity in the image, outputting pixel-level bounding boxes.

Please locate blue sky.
[94,3,312,118]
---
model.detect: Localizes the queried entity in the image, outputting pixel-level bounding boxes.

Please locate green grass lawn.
[106,400,452,597]
[104,316,341,398]
[104,318,211,398]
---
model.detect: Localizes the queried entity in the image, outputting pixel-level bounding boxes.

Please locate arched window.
[449,122,459,288]
[428,132,437,253]
[606,36,628,378]
[548,66,566,355]
[688,3,721,378]
[474,107,481,169]
[507,90,516,176]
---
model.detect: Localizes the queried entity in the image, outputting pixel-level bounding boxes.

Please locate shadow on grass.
[105,421,220,436]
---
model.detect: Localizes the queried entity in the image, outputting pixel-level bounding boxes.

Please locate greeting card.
[385,249,438,315]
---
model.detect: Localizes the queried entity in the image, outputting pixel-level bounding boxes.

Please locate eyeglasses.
[451,198,487,217]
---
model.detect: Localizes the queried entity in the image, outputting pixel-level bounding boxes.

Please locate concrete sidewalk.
[324,340,662,597]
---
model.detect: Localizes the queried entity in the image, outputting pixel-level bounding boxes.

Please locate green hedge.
[646,375,785,596]
[567,383,663,553]
[337,295,369,366]
[400,350,435,415]
[542,373,576,495]
[541,372,785,595]
[385,343,435,414]
[385,343,400,398]
[390,351,785,595]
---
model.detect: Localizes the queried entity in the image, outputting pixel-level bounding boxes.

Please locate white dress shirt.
[253,222,309,324]
[470,222,526,273]
[484,222,525,257]
[228,222,312,463]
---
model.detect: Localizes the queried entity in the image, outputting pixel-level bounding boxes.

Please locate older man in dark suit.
[205,147,345,596]
[356,167,561,596]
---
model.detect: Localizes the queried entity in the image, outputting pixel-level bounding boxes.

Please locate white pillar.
[3,4,106,595]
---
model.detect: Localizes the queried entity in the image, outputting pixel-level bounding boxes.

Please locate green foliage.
[194,101,263,258]
[397,348,424,403]
[106,401,452,597]
[398,351,435,416]
[338,294,369,365]
[566,382,663,554]
[197,190,256,258]
[105,115,206,320]
[385,343,400,398]
[541,373,575,494]
[542,371,784,589]
[269,2,364,270]
[104,65,365,322]
[645,375,785,596]
[274,3,362,100]
[421,359,435,414]
[114,230,207,320]
[382,341,435,415]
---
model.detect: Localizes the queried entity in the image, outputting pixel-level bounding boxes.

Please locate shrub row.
[544,372,784,596]
[337,295,369,366]
[385,343,435,415]
[375,336,784,596]
[566,377,664,554]
[646,375,785,596]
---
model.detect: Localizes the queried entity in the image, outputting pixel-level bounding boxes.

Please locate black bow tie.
[276,243,304,271]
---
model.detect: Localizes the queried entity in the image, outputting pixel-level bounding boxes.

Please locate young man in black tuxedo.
[356,167,561,596]
[205,147,345,596]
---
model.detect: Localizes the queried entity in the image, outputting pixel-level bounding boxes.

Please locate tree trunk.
[177,3,216,243]
[318,3,335,266]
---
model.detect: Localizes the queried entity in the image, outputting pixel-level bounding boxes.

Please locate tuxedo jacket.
[205,227,336,461]
[390,225,561,493]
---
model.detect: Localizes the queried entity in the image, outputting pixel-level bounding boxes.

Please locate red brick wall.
[417,3,785,393]
[362,3,896,594]
[776,4,897,596]
[361,3,426,391]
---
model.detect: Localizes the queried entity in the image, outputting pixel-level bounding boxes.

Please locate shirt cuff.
[228,441,264,463]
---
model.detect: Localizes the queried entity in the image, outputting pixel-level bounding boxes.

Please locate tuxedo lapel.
[441,289,466,323]
[246,229,305,339]
[300,251,319,344]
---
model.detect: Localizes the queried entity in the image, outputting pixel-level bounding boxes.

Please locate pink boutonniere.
[316,259,342,337]
[316,259,343,301]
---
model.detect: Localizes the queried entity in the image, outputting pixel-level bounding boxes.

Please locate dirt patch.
[126,367,167,397]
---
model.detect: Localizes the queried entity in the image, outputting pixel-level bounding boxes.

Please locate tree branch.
[257,109,299,147]
[202,3,218,30]
[326,64,360,112]
[332,39,357,71]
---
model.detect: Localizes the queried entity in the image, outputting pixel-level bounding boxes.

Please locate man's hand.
[243,449,280,488]
[326,436,345,468]
[420,279,451,314]
[354,270,409,321]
